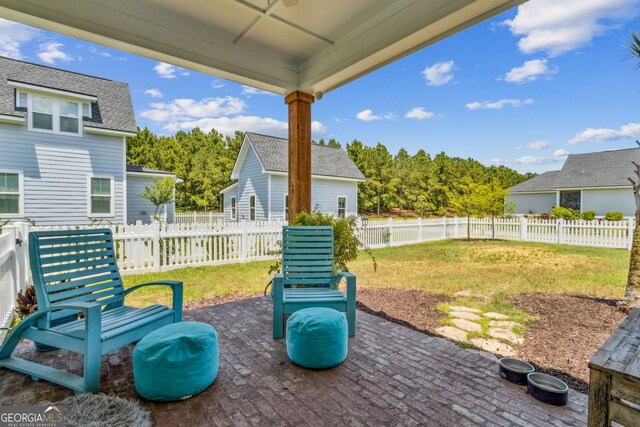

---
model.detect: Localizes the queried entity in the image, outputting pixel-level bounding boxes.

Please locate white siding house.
[0,56,176,225]
[508,148,639,216]
[221,133,364,221]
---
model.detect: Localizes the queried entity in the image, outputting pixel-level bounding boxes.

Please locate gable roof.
[509,170,560,193]
[126,165,174,176]
[553,148,640,189]
[509,147,640,193]
[232,132,365,181]
[0,56,137,133]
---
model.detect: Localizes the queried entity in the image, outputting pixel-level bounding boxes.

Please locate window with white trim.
[89,177,113,216]
[16,91,27,108]
[337,196,347,218]
[249,196,256,221]
[230,196,236,220]
[26,93,82,136]
[0,172,21,215]
[82,103,92,119]
[284,194,289,221]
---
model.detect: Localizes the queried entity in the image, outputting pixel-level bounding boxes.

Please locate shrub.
[15,285,37,319]
[551,206,580,220]
[605,211,624,221]
[580,210,597,221]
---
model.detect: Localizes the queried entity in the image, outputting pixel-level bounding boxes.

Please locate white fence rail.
[0,225,29,338]
[174,212,225,225]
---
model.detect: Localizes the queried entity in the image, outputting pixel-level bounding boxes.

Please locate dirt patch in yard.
[357,288,628,392]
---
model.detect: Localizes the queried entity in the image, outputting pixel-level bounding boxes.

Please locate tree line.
[126,128,533,216]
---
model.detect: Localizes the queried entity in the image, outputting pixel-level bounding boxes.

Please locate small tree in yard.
[138,177,175,221]
[485,180,515,240]
[450,179,486,240]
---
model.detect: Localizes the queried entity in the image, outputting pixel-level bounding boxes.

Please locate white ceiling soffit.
[0,0,524,96]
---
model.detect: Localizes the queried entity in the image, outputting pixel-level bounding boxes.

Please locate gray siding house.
[0,57,176,226]
[221,133,365,221]
[508,148,639,216]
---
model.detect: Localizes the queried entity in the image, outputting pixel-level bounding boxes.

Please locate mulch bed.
[356,288,628,393]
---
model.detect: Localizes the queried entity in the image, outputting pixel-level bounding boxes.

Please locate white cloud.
[504,59,557,84]
[163,116,327,138]
[405,107,435,120]
[154,62,190,79]
[87,46,126,61]
[140,96,327,138]
[144,88,163,98]
[422,61,454,86]
[488,149,569,167]
[356,109,381,122]
[517,140,551,150]
[241,85,276,96]
[211,80,225,89]
[37,42,73,64]
[0,18,40,59]
[503,0,639,56]
[568,122,640,145]
[466,98,534,110]
[141,97,246,122]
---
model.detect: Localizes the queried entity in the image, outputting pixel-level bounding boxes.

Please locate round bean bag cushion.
[133,322,219,401]
[286,308,348,369]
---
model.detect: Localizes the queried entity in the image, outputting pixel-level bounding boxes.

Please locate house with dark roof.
[507,147,640,216]
[220,132,365,221]
[0,56,176,225]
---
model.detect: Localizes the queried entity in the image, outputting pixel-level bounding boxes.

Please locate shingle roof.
[509,170,561,193]
[553,148,640,189]
[126,165,174,175]
[0,56,137,133]
[246,132,365,180]
[509,147,640,193]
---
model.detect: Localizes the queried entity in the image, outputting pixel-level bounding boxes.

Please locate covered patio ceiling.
[0,0,524,96]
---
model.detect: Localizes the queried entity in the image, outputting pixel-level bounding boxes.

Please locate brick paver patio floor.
[0,296,587,426]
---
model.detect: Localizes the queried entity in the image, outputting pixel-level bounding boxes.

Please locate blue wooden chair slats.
[0,228,183,393]
[272,226,356,339]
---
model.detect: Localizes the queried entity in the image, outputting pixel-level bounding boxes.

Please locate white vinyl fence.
[0,226,29,338]
[174,212,225,225]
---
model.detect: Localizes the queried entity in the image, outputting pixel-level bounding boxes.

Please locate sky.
[1,0,640,174]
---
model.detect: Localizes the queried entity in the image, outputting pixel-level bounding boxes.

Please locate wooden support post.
[285,91,314,219]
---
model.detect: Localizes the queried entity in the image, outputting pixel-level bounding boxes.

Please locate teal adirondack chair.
[272,226,356,339]
[0,228,182,393]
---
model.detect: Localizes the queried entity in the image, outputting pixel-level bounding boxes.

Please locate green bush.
[551,206,580,220]
[580,210,597,221]
[605,211,624,221]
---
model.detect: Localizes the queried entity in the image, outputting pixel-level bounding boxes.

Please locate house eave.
[219,182,239,194]
[267,171,365,183]
[8,79,98,101]
[0,114,25,124]
[85,126,137,137]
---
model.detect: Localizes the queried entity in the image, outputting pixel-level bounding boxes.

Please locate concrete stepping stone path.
[438,304,526,356]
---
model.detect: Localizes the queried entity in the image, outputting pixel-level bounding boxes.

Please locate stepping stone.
[450,311,482,321]
[435,326,468,342]
[489,320,520,330]
[470,338,516,357]
[451,318,482,332]
[488,328,524,345]
[483,312,511,320]
[448,306,480,313]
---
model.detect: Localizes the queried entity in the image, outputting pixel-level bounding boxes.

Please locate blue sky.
[1,0,639,174]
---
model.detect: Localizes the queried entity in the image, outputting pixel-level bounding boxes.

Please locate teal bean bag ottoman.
[133,322,218,401]
[286,307,348,369]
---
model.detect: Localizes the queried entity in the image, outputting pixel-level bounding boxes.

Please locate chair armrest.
[334,272,356,300]
[272,273,284,301]
[124,280,183,322]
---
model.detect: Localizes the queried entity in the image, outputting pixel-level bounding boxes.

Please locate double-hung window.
[249,196,256,221]
[284,194,289,221]
[230,196,237,220]
[89,176,113,216]
[0,172,22,215]
[337,196,347,218]
[27,93,82,136]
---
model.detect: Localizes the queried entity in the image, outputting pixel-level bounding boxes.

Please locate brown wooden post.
[285,91,314,219]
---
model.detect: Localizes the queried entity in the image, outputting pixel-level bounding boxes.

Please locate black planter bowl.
[499,358,535,385]
[527,373,568,406]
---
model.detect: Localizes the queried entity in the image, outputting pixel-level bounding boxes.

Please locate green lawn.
[123,239,630,307]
